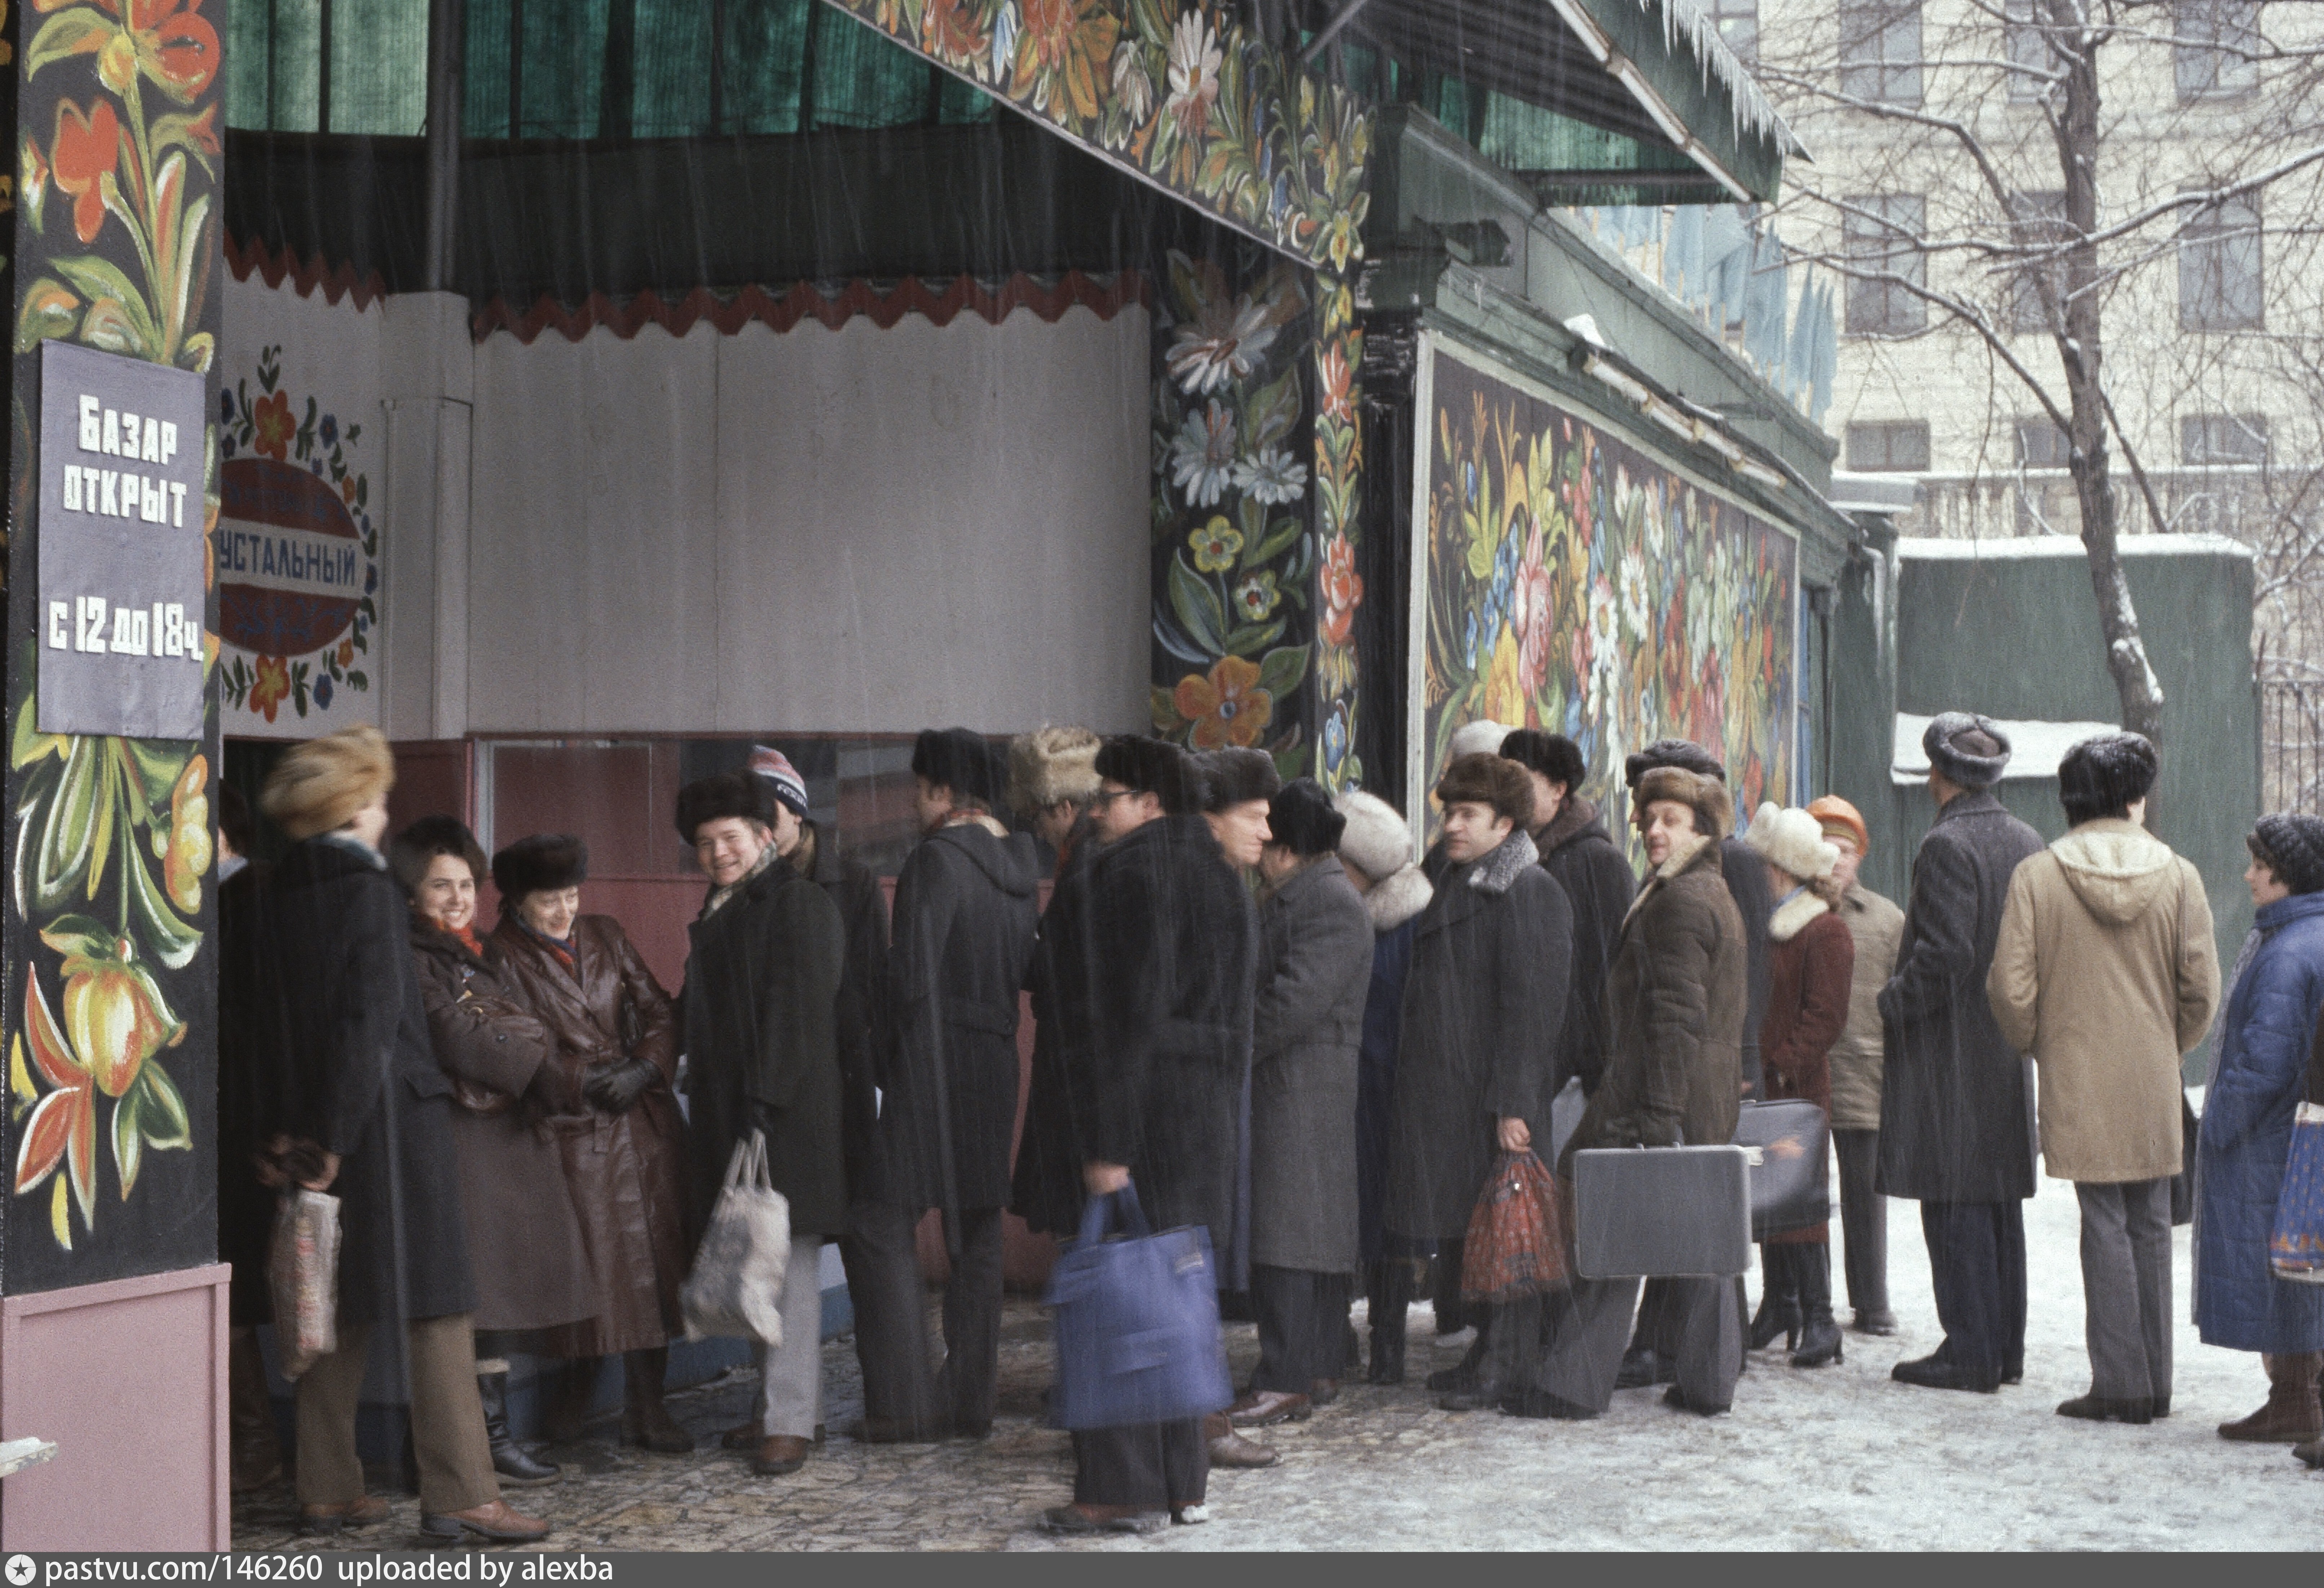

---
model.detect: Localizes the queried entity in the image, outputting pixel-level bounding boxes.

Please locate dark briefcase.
[1733,1098,1831,1239]
[1571,1145,1752,1279]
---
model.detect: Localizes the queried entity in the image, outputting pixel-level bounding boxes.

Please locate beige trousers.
[294,1314,498,1514]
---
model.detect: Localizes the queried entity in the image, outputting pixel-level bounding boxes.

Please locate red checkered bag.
[1460,1150,1568,1302]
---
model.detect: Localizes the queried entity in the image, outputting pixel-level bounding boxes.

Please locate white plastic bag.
[680,1130,792,1344]
[268,1188,342,1379]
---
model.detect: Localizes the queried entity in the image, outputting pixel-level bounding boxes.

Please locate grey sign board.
[37,340,207,740]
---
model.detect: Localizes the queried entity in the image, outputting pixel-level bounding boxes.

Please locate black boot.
[1427,1306,1494,1392]
[1367,1260,1413,1385]
[479,1373,563,1486]
[1749,1245,1802,1352]
[1790,1247,1844,1369]
[542,1357,599,1446]
[621,1348,695,1454]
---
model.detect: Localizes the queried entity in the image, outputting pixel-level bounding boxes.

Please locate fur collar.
[1537,793,1603,855]
[1622,831,1716,929]
[1466,829,1541,897]
[1365,864,1432,932]
[1769,887,1832,943]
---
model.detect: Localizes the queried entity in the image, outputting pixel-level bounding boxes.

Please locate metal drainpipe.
[424,0,466,294]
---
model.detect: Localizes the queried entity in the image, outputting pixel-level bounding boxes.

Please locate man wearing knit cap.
[1988,732,2218,1425]
[1879,712,2046,1394]
[1805,794,1905,1335]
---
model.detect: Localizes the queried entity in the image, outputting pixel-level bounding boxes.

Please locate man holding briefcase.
[1510,762,1749,1420]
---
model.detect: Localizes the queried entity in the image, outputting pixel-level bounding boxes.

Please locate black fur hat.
[2252,814,2324,896]
[388,815,488,897]
[1502,729,1586,792]
[2058,732,2158,826]
[1267,778,1346,858]
[1198,747,1282,812]
[1924,712,2011,789]
[912,727,1000,810]
[675,770,775,842]
[1094,736,1203,816]
[1624,738,1727,788]
[493,832,589,902]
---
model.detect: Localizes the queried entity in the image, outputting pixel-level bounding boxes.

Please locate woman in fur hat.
[1333,790,1433,1383]
[390,817,596,1489]
[1741,804,1856,1370]
[489,833,694,1456]
[261,727,549,1542]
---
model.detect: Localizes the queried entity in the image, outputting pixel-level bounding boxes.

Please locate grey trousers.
[1533,1273,1742,1414]
[1834,1128,1889,1318]
[751,1238,827,1439]
[2076,1178,2173,1403]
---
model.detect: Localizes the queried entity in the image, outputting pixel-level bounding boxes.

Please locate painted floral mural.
[1422,349,1797,839]
[831,0,1370,271]
[1310,278,1362,792]
[1148,248,1316,777]
[6,0,223,1271]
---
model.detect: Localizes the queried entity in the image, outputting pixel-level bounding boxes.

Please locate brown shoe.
[1309,1378,1340,1407]
[419,1499,551,1543]
[2219,1352,2324,1443]
[298,1495,389,1535]
[1201,1412,1278,1469]
[1226,1389,1311,1428]
[752,1435,810,1476]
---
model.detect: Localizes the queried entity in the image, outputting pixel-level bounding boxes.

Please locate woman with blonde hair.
[260,726,548,1543]
[1742,802,1856,1370]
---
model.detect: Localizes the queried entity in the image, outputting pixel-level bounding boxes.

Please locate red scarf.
[442,922,483,957]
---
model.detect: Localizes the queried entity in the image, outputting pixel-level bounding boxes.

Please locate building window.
[1838,1,1923,106]
[2008,190,2071,335]
[2179,191,2263,330]
[1846,421,1931,472]
[2003,0,2055,102]
[2181,412,2270,465]
[2175,0,2260,102]
[1709,0,1759,64]
[2014,416,2070,468]
[1842,194,1927,335]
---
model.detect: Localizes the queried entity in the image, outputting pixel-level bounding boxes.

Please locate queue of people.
[218,704,2324,1543]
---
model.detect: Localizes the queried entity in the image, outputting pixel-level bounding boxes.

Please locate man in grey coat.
[1880,713,2046,1394]
[1227,780,1377,1429]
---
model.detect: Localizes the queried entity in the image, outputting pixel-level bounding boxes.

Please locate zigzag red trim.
[469,271,1152,344]
[224,232,388,311]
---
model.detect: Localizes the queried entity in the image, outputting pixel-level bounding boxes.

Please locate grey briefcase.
[1571,1145,1753,1279]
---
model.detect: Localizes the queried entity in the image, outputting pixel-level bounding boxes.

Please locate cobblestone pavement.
[234,1180,2324,1551]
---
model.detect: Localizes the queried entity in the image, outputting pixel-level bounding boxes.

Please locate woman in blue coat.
[2198,812,2324,1443]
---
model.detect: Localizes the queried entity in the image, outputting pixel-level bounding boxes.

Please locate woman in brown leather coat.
[390,817,596,1489]
[490,833,694,1453]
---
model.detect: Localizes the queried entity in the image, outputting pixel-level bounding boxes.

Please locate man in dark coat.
[1385,754,1571,1412]
[1227,779,1375,1430]
[1501,730,1635,1097]
[260,727,546,1543]
[1044,736,1255,1534]
[1518,764,1748,1420]
[1880,713,2046,1394]
[852,728,1041,1442]
[675,771,848,1477]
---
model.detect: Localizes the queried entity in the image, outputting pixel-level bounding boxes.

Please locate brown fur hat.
[1436,752,1536,830]
[262,724,395,840]
[1008,725,1103,818]
[1634,764,1731,839]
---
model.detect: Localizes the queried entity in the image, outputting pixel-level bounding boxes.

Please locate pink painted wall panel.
[1,1265,230,1549]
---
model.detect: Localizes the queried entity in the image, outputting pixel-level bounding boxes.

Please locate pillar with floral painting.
[0,0,231,1548]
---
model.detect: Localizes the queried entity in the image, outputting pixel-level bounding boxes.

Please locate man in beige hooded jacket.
[1988,733,2219,1426]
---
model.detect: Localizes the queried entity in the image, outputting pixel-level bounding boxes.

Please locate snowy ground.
[234,1174,2324,1552]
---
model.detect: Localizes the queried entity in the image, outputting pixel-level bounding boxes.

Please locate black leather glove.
[583,1056,659,1115]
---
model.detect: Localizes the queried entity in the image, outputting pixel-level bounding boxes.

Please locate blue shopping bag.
[2272,1103,2324,1283]
[1044,1184,1233,1430]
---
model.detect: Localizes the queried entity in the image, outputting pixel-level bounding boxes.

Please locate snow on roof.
[1895,534,2253,561]
[1891,714,2122,787]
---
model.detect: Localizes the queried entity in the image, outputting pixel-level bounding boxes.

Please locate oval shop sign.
[217,457,363,657]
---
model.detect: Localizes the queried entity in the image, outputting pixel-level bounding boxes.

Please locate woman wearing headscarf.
[1741,804,1855,1370]
[389,816,594,1489]
[2198,813,2324,1448]
[490,834,694,1455]
[260,727,548,1543]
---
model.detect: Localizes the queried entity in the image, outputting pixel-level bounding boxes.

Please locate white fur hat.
[1334,789,1414,881]
[1448,719,1514,761]
[1745,802,1839,882]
